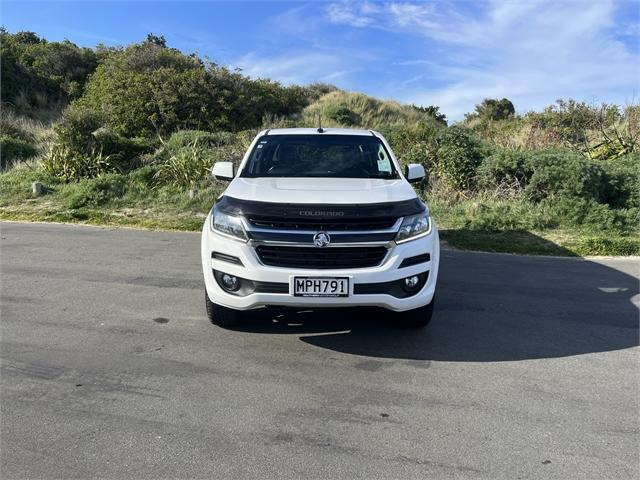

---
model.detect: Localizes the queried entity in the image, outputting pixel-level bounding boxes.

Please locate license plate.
[292,277,349,297]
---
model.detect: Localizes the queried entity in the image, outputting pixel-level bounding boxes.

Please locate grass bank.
[2,167,638,257]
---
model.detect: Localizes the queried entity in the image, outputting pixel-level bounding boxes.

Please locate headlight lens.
[211,204,248,241]
[395,212,432,243]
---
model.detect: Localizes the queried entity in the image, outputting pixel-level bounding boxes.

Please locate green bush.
[75,38,307,137]
[545,196,623,231]
[154,136,245,189]
[92,127,155,160]
[303,91,425,129]
[382,122,442,178]
[0,135,38,168]
[462,200,554,231]
[0,29,97,113]
[467,98,515,121]
[325,105,360,126]
[475,150,639,233]
[476,150,533,192]
[567,236,640,256]
[152,130,245,188]
[55,107,105,153]
[64,173,127,208]
[41,144,130,181]
[600,154,640,209]
[411,105,447,127]
[437,126,482,189]
[525,152,604,202]
[164,130,236,151]
[525,99,620,145]
[48,106,154,179]
[478,150,608,202]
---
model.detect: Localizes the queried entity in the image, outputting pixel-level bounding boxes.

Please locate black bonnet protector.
[215,196,425,243]
[216,195,425,220]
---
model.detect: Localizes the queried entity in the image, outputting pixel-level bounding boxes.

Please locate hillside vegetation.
[302,91,428,129]
[1,29,638,256]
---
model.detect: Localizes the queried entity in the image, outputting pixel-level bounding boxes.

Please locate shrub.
[64,173,127,208]
[75,38,308,136]
[466,98,515,121]
[476,150,534,193]
[600,154,640,209]
[0,135,38,168]
[48,106,154,178]
[92,128,155,161]
[0,115,36,143]
[55,106,105,153]
[0,29,97,112]
[462,200,553,231]
[325,105,360,126]
[302,83,339,102]
[382,122,441,168]
[41,144,130,181]
[154,135,245,189]
[437,126,482,189]
[303,91,425,129]
[478,150,607,202]
[545,196,620,231]
[525,152,604,202]
[567,237,640,256]
[411,105,447,127]
[164,130,236,151]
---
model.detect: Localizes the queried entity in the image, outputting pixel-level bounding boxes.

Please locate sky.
[3,0,639,120]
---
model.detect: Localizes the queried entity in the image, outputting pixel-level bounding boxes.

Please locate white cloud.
[231,52,352,86]
[326,1,380,27]
[326,0,639,120]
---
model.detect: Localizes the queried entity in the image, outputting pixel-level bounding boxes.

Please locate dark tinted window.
[241,135,398,179]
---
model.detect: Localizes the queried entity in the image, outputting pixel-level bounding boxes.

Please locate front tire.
[205,290,240,327]
[396,296,435,328]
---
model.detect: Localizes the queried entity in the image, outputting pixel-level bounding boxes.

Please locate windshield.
[240,134,399,179]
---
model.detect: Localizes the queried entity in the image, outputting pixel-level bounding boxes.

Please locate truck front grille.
[255,245,388,269]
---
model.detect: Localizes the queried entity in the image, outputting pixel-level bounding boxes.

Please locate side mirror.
[211,162,234,181]
[405,164,425,184]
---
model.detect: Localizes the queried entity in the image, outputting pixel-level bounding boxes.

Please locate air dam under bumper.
[201,214,440,312]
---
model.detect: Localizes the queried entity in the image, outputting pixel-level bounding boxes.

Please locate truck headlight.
[211,204,248,241]
[395,212,432,244]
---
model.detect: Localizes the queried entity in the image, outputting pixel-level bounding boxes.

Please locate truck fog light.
[403,275,420,291]
[221,273,240,292]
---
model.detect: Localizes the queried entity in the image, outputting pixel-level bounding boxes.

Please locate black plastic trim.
[212,252,244,266]
[354,272,428,298]
[213,270,289,296]
[254,281,289,294]
[398,253,431,268]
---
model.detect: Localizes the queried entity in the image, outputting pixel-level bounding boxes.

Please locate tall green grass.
[303,91,424,129]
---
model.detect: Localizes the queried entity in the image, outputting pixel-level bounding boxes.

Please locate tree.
[469,98,515,121]
[75,37,310,136]
[0,29,97,111]
[13,31,42,45]
[412,105,447,127]
[145,33,167,48]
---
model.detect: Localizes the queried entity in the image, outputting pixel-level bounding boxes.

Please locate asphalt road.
[1,221,638,479]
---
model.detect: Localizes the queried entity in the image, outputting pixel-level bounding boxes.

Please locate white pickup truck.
[201,128,440,327]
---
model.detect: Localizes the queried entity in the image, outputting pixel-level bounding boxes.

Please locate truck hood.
[222,177,417,205]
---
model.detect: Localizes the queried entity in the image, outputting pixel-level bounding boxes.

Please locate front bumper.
[201,213,440,312]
